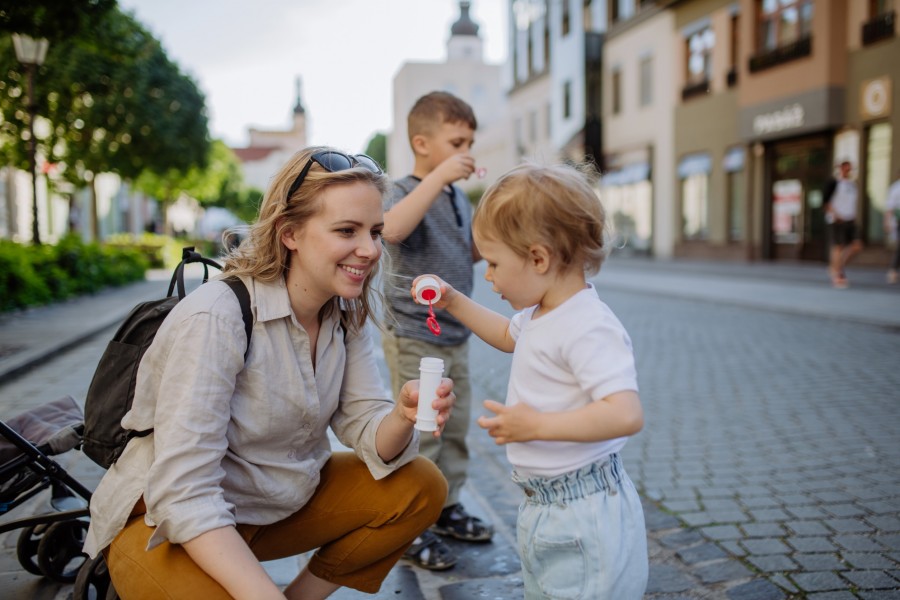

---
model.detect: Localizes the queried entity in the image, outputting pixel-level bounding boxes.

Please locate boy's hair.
[473,162,608,276]
[407,91,477,143]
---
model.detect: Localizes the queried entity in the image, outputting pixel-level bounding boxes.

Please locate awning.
[723,147,745,172]
[677,152,712,178]
[602,162,650,186]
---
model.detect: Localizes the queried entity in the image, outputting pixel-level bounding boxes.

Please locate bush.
[0,236,150,313]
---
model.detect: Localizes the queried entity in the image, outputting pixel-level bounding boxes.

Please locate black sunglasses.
[286,151,383,201]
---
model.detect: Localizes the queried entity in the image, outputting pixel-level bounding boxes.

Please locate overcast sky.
[117,0,508,153]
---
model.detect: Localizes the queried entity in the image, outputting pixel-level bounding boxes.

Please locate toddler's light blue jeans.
[512,454,648,600]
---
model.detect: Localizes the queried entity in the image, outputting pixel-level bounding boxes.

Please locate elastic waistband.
[512,454,624,504]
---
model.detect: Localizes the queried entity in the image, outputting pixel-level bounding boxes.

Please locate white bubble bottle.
[415,357,445,432]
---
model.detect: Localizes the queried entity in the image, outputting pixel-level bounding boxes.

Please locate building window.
[750,0,813,71]
[679,153,712,241]
[865,122,893,243]
[544,7,551,68]
[611,68,622,115]
[545,103,552,139]
[584,0,593,31]
[611,0,635,24]
[563,81,572,119]
[724,147,746,241]
[683,27,713,99]
[515,117,524,154]
[529,110,538,142]
[562,0,571,35]
[639,56,653,107]
[728,13,739,86]
[863,0,896,45]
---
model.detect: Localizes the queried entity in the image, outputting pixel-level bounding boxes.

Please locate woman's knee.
[400,456,448,517]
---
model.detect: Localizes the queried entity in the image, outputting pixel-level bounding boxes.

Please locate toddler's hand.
[410,274,454,310]
[476,399,540,445]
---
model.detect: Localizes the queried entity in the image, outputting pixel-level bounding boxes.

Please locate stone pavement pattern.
[0,258,898,598]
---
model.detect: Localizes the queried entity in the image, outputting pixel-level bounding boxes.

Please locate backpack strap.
[223,276,253,361]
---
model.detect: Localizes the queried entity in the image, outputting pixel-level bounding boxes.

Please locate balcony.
[748,36,812,73]
[682,79,710,101]
[862,11,896,46]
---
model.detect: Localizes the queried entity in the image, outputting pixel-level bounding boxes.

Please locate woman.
[83,147,453,599]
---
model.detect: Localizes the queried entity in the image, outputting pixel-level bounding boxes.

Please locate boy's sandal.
[432,503,494,542]
[402,531,457,571]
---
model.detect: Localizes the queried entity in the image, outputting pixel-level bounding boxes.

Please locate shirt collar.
[251,276,293,323]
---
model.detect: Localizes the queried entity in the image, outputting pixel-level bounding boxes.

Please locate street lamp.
[12,33,49,245]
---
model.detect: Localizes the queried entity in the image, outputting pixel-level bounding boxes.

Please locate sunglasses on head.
[286,151,383,202]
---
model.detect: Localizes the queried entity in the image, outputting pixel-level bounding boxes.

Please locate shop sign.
[753,104,805,136]
[861,76,891,120]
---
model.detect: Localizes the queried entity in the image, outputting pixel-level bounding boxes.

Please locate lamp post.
[12,33,49,245]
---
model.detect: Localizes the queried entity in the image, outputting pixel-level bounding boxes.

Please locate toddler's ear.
[528,244,551,274]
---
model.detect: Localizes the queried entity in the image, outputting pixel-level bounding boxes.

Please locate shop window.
[683,26,714,100]
[724,147,746,241]
[863,0,896,45]
[679,153,711,240]
[865,122,893,243]
[640,56,653,107]
[750,0,813,72]
[611,68,622,115]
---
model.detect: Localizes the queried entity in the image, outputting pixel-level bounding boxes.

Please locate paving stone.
[750,508,792,522]
[874,535,900,550]
[695,559,753,583]
[834,535,887,552]
[814,491,856,503]
[858,592,900,600]
[787,506,828,520]
[741,538,792,555]
[703,498,744,512]
[841,570,900,589]
[720,540,747,557]
[790,571,847,592]
[643,506,681,531]
[676,542,729,565]
[867,516,900,532]
[769,573,799,593]
[702,525,743,541]
[645,564,694,594]
[746,554,799,573]
[826,519,875,534]
[725,578,787,600]
[841,552,898,569]
[658,529,705,549]
[775,493,813,506]
[806,592,859,600]
[440,576,524,600]
[742,523,787,538]
[857,500,899,515]
[663,499,702,512]
[786,521,832,536]
[792,553,845,571]
[823,503,868,518]
[741,496,782,509]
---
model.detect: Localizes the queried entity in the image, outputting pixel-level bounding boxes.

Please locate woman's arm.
[183,527,286,600]
[374,379,454,461]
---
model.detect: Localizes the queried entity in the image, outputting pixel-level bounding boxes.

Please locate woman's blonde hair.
[222,146,389,332]
[472,161,608,276]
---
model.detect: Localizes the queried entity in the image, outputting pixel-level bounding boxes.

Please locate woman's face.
[282,180,384,305]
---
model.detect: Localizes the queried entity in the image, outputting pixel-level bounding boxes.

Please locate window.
[724,147,746,241]
[563,81,572,119]
[543,7,551,68]
[758,0,813,53]
[611,68,622,115]
[611,0,635,24]
[871,0,896,16]
[584,0,593,31]
[562,0,571,36]
[687,27,714,86]
[529,110,538,142]
[865,122,893,243]
[639,56,653,107]
[678,153,712,241]
[863,0,896,45]
[728,13,740,86]
[545,103,552,139]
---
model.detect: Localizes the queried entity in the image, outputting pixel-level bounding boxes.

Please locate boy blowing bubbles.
[412,162,649,599]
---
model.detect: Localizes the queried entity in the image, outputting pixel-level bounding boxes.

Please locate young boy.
[382,91,493,570]
[412,161,649,598]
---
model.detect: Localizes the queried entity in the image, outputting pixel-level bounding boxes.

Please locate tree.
[364,132,388,173]
[0,0,115,40]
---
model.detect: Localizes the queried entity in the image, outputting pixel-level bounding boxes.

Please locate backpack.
[82,247,253,469]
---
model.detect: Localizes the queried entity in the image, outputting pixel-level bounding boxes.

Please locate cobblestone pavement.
[0,258,898,598]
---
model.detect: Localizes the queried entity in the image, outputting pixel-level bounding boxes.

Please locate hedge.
[0,235,149,313]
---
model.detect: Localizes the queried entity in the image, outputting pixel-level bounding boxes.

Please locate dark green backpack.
[82,248,252,468]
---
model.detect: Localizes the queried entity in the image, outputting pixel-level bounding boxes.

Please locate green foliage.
[0,235,148,312]
[465,186,485,207]
[364,132,388,172]
[0,0,115,41]
[134,139,241,207]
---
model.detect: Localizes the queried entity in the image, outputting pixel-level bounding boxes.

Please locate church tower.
[447,1,483,61]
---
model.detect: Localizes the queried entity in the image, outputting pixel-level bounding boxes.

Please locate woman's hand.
[399,377,455,438]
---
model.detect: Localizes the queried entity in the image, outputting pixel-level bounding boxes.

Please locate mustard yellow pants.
[106,453,446,598]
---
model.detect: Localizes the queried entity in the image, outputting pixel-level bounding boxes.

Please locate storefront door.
[768,135,831,261]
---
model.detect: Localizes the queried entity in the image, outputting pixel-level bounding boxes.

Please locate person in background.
[413,161,648,599]
[823,160,863,289]
[83,146,455,600]
[381,91,493,571]
[884,169,900,284]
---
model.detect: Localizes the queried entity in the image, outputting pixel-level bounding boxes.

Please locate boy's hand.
[476,399,540,445]
[411,274,455,310]
[432,154,476,185]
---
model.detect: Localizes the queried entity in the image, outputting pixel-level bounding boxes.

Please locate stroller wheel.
[16,523,50,576]
[74,553,119,600]
[36,519,89,583]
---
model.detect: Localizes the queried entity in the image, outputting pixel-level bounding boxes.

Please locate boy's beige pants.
[105,453,446,598]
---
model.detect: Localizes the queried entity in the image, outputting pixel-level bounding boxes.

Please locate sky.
[117,0,509,154]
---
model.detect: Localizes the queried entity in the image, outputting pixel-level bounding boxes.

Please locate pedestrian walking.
[823,160,863,288]
[884,169,900,284]
[381,91,494,570]
[82,146,455,600]
[412,161,649,599]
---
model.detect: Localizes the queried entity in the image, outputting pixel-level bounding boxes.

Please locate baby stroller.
[0,395,117,598]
